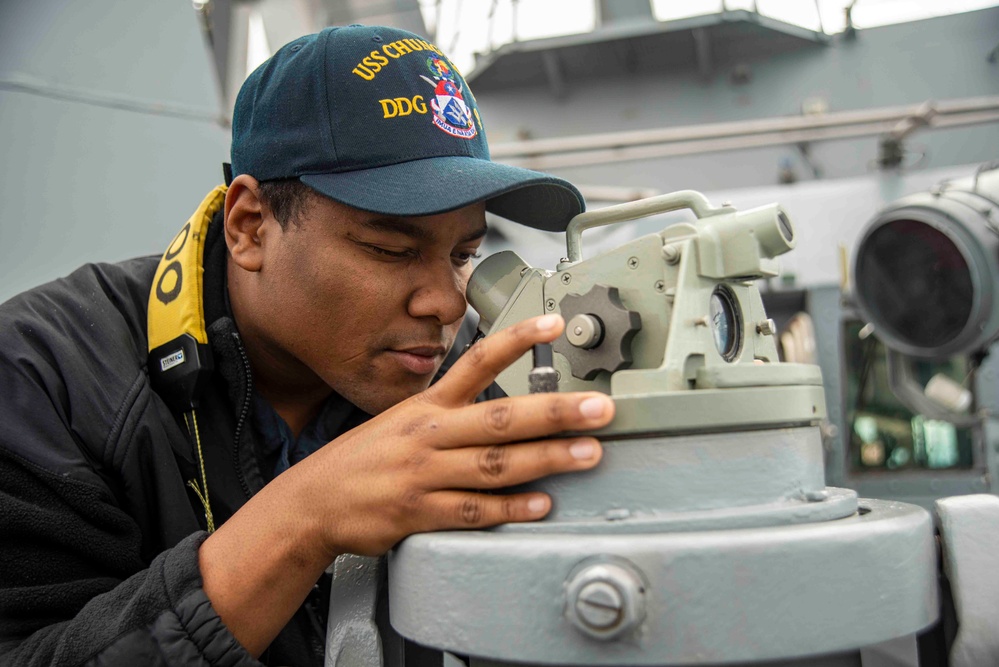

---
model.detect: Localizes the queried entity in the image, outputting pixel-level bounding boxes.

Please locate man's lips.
[385,346,446,375]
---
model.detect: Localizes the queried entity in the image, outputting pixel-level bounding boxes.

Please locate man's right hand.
[199,313,614,656]
[293,312,613,557]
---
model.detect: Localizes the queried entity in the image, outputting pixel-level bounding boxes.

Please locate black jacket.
[0,201,334,666]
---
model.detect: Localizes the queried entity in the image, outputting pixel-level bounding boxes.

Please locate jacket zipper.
[231,331,253,500]
[232,329,327,665]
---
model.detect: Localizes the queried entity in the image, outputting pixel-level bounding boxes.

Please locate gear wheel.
[552,284,642,381]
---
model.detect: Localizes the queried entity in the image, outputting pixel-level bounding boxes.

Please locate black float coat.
[0,190,331,666]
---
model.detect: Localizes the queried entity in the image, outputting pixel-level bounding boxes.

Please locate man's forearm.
[199,468,334,658]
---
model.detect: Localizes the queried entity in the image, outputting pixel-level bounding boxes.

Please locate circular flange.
[389,499,938,665]
[494,427,850,533]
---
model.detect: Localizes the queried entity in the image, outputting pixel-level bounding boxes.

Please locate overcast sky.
[418,0,999,74]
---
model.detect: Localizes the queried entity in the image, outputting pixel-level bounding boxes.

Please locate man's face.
[234,192,486,415]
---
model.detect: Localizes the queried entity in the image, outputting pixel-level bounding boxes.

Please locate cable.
[184,411,216,533]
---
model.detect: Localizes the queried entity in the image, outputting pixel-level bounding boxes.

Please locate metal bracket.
[325,555,384,667]
[885,349,983,429]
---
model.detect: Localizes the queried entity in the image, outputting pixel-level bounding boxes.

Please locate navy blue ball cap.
[230,25,584,232]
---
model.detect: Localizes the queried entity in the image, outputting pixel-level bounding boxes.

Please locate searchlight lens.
[852,167,999,359]
[855,219,973,351]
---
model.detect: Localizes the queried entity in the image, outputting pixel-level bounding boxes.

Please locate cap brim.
[300,156,584,232]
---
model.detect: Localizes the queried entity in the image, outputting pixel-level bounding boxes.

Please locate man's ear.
[224,174,269,272]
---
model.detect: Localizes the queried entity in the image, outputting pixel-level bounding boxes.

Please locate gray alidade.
[327,189,999,667]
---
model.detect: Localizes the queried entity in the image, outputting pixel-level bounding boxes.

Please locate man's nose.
[407,262,468,325]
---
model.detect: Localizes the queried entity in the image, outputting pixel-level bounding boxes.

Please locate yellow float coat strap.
[147,185,227,351]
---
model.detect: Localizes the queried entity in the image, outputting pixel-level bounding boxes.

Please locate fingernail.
[579,396,610,419]
[536,314,560,330]
[528,497,548,514]
[569,440,596,460]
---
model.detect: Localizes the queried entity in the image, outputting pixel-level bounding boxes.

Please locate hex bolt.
[757,318,777,336]
[546,298,556,311]
[662,244,681,264]
[561,273,572,285]
[565,561,646,641]
[627,256,639,269]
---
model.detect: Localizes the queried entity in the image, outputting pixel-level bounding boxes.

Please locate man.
[0,24,613,666]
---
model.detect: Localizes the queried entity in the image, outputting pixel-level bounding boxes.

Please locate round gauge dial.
[710,287,742,362]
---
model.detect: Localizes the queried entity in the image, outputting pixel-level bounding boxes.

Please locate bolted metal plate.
[389,499,938,665]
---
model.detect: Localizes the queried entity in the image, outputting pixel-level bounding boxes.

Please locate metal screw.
[757,318,777,336]
[654,280,665,292]
[662,244,681,264]
[565,561,646,640]
[545,298,556,311]
[561,273,572,284]
[627,256,639,269]
[576,582,623,630]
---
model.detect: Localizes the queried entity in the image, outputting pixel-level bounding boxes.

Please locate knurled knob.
[552,284,642,381]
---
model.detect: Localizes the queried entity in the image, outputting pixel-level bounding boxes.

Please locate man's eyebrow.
[358,217,432,241]
[461,223,488,243]
[358,217,488,244]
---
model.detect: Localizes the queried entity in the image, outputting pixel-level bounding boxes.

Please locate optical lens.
[710,287,741,362]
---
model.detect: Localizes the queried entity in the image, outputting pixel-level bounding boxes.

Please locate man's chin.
[345,379,434,415]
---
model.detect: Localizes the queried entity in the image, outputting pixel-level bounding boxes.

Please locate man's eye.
[366,245,413,259]
[453,251,482,265]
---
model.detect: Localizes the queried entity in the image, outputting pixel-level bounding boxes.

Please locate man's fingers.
[423,391,614,448]
[427,314,565,405]
[430,437,603,490]
[418,490,553,529]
